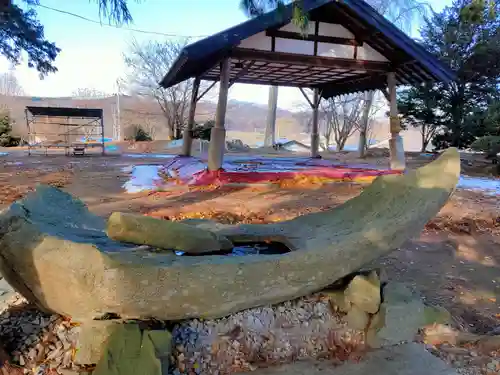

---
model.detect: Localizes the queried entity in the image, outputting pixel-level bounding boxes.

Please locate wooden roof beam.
[265,30,362,46]
[231,48,392,72]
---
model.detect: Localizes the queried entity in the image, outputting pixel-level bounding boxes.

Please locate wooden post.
[311,88,320,158]
[208,58,230,171]
[264,86,278,147]
[387,72,405,170]
[182,77,200,156]
[100,115,105,156]
[25,108,31,156]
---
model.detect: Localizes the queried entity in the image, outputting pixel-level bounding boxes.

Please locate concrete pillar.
[181,77,200,156]
[208,58,230,171]
[264,86,278,147]
[387,72,405,170]
[311,88,320,158]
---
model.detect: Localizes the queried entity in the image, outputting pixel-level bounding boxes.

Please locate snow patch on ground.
[123,153,176,159]
[166,139,184,148]
[122,165,163,193]
[458,175,500,195]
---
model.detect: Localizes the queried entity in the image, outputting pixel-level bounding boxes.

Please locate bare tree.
[0,71,24,96]
[352,0,430,156]
[142,115,157,140]
[123,38,193,140]
[321,95,365,151]
[72,88,108,99]
[357,91,387,152]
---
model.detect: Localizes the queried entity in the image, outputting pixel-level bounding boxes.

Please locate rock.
[377,283,426,346]
[21,324,34,335]
[346,305,370,330]
[74,320,122,365]
[369,304,386,331]
[365,328,381,348]
[0,149,460,321]
[106,212,233,253]
[246,343,459,375]
[423,305,452,325]
[344,275,381,314]
[93,324,172,375]
[58,370,78,375]
[322,290,351,312]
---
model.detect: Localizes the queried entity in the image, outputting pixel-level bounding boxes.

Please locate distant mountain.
[0,94,301,138]
[0,94,424,151]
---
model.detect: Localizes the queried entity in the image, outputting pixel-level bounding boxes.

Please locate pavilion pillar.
[181,76,200,156]
[311,88,320,158]
[387,72,405,170]
[264,86,278,147]
[208,58,230,171]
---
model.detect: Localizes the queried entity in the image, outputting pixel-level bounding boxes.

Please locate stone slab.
[250,343,458,375]
[378,283,426,346]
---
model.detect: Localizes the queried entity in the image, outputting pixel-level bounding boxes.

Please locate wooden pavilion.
[159,0,455,171]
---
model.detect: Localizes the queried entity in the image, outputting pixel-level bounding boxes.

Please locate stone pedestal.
[389,135,405,170]
[208,127,226,171]
[181,131,194,157]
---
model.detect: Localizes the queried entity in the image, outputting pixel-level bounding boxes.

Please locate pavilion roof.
[159,0,455,98]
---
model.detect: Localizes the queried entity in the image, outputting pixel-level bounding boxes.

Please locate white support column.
[208,59,230,171]
[311,88,320,158]
[181,77,200,156]
[264,85,278,147]
[387,72,405,170]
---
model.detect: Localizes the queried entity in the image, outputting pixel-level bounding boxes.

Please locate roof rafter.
[231,48,393,72]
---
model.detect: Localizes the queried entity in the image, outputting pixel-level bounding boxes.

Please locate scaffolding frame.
[25,106,105,156]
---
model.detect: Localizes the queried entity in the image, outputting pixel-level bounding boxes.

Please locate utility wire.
[34,3,209,39]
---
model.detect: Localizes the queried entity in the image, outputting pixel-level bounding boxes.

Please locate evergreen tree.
[0,109,20,147]
[0,0,135,76]
[398,84,446,152]
[398,0,500,149]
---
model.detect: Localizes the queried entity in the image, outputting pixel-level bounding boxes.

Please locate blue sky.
[2,0,451,108]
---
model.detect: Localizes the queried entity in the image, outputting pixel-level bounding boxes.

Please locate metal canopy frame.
[25,106,105,156]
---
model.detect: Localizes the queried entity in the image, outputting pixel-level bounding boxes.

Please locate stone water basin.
[176,241,291,256]
[0,149,460,322]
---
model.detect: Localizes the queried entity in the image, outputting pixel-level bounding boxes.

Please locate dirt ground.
[0,149,499,337]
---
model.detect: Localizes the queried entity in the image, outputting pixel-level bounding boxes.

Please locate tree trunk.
[165,120,174,141]
[421,127,427,152]
[339,137,347,151]
[358,91,375,157]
